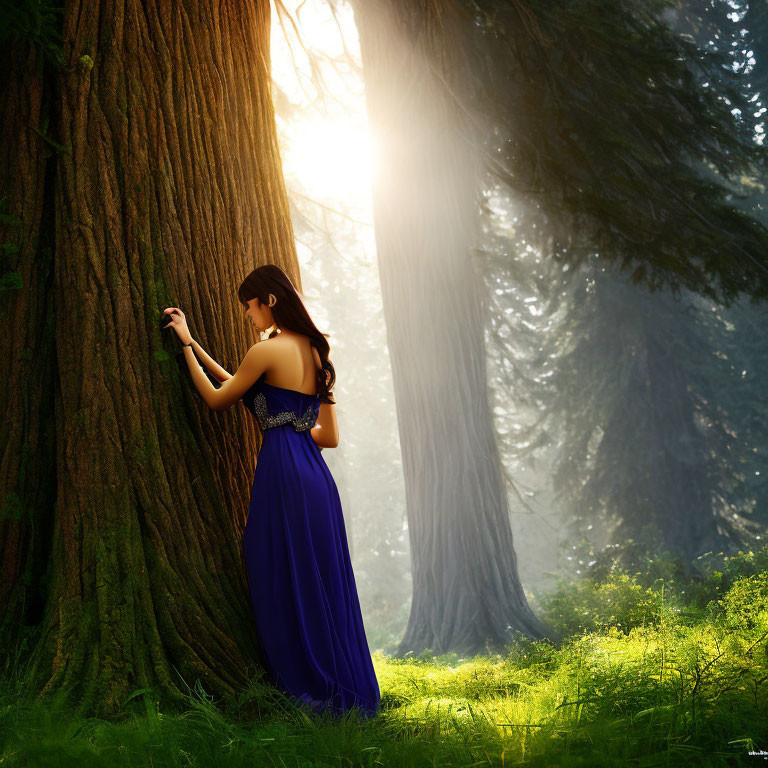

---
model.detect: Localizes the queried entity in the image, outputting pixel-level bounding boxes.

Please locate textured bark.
[0,37,58,646]
[3,0,302,717]
[352,0,553,656]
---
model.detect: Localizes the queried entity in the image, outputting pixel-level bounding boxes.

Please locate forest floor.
[1,545,766,767]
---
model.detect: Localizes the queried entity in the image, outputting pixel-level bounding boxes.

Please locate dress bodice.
[242,373,321,433]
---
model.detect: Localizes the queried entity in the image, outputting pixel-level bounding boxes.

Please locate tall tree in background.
[1,0,300,716]
[352,0,552,655]
[519,0,768,570]
[544,264,762,567]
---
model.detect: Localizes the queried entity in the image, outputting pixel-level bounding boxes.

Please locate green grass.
[1,546,766,767]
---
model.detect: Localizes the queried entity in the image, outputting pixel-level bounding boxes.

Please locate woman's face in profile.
[243,297,270,332]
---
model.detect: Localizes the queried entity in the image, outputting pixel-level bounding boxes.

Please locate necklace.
[260,323,282,341]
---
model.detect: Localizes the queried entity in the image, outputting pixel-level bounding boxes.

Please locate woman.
[163,264,380,718]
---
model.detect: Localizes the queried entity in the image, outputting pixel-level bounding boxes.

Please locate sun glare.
[270,0,375,209]
[280,115,375,205]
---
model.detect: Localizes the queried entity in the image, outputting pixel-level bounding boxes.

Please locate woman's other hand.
[163,307,193,345]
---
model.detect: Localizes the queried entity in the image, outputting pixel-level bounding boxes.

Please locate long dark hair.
[237,265,336,404]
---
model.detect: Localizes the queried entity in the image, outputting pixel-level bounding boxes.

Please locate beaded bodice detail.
[243,375,321,433]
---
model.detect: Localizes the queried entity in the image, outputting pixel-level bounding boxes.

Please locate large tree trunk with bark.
[2,0,301,717]
[352,0,554,656]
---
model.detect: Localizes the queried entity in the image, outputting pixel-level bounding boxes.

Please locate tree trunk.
[0,32,58,650]
[3,0,301,718]
[544,261,759,571]
[352,0,553,656]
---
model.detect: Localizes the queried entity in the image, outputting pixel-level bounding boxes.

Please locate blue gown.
[240,373,380,718]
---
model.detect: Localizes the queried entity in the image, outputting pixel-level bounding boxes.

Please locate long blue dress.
[240,373,380,718]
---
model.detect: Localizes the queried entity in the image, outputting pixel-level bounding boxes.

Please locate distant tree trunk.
[1,0,301,717]
[352,0,552,655]
[543,261,760,571]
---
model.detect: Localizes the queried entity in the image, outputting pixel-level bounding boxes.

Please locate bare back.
[262,331,322,396]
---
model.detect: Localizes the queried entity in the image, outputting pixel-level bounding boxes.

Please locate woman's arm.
[190,342,270,411]
[311,402,339,449]
[189,338,232,382]
[182,345,221,408]
[163,307,233,399]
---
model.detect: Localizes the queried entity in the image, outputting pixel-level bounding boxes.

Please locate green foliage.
[0,549,765,765]
[538,542,768,639]
[707,570,768,634]
[468,0,768,305]
[686,546,768,608]
[537,572,661,638]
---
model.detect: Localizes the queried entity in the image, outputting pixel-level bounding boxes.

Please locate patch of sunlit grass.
[1,547,766,766]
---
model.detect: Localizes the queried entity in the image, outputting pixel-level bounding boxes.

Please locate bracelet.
[183,342,193,347]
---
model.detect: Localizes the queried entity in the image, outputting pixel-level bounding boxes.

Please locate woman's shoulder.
[275,330,315,354]
[268,330,322,369]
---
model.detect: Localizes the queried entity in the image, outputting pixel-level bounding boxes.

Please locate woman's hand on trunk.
[163,307,193,346]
